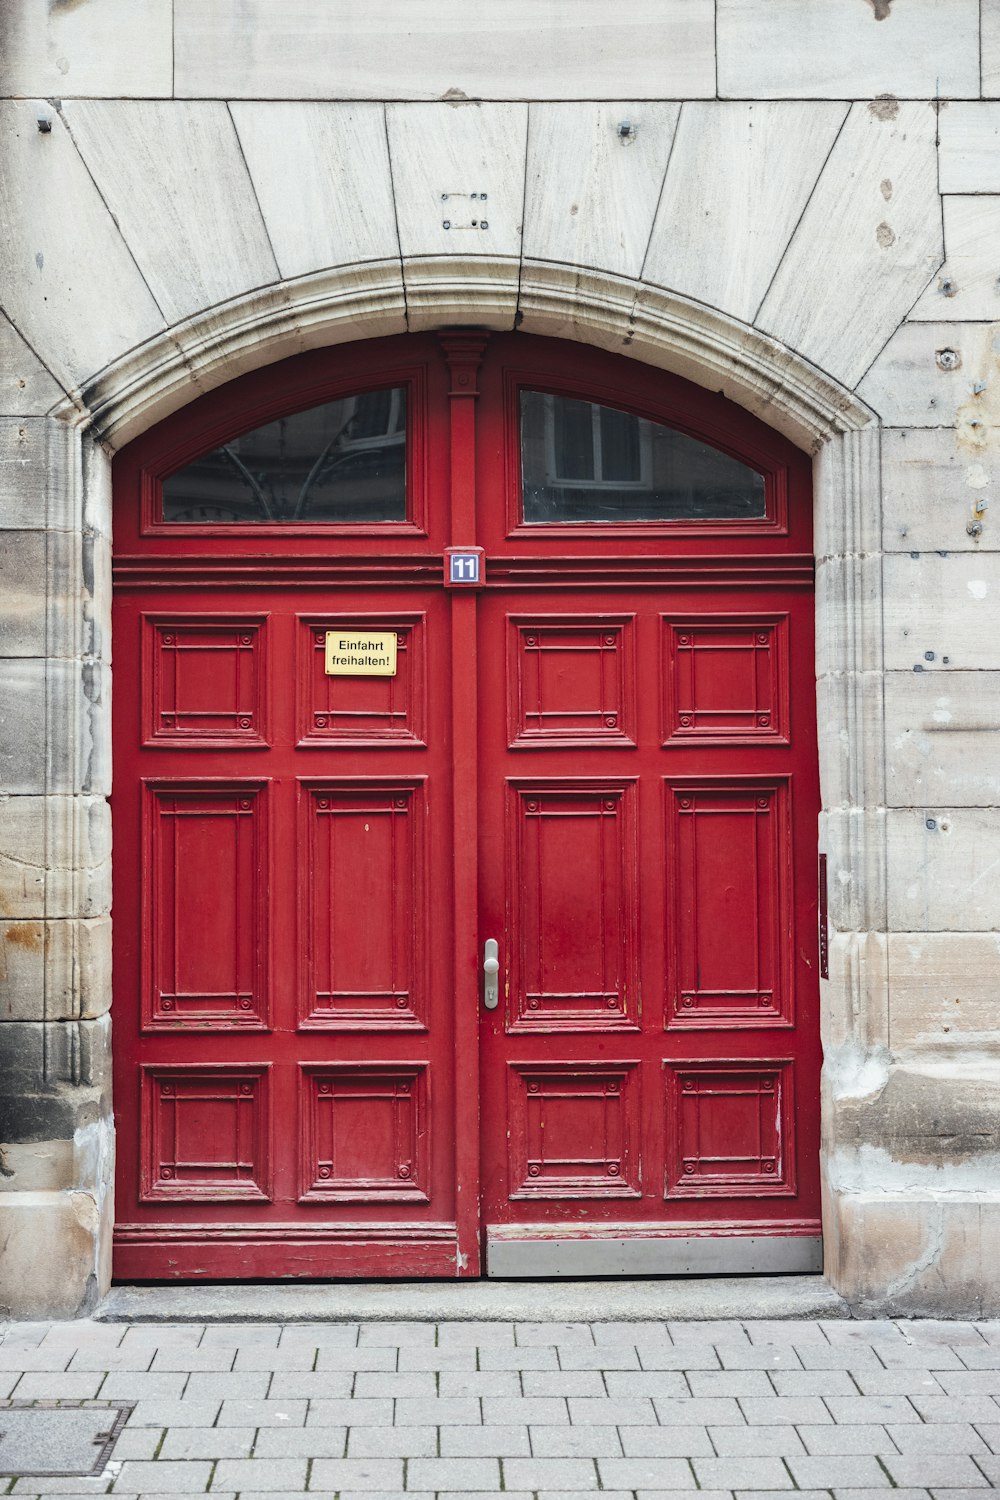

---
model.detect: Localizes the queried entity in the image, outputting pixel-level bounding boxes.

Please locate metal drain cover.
[0,1402,132,1477]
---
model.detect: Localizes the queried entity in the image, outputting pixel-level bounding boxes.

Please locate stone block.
[882,427,993,553]
[816,671,886,813]
[0,659,110,797]
[0,528,93,659]
[986,11,1000,98]
[173,0,716,101]
[0,102,164,396]
[885,669,1000,806]
[910,197,1000,323]
[0,322,65,419]
[231,103,398,280]
[819,808,887,933]
[821,932,889,1053]
[815,554,885,679]
[522,103,679,281]
[0,916,111,1023]
[886,806,1000,930]
[757,103,941,389]
[0,796,110,922]
[0,0,172,97]
[857,320,1000,433]
[0,1189,104,1319]
[717,0,979,98]
[63,102,279,327]
[0,1015,111,1146]
[0,420,83,533]
[884,552,1000,671]
[887,932,1000,1052]
[939,105,1000,193]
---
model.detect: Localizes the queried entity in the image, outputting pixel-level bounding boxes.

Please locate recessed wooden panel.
[508,782,638,1031]
[664,1061,794,1198]
[508,616,635,747]
[663,617,787,743]
[140,1065,271,1202]
[298,614,425,745]
[508,1063,640,1199]
[665,780,791,1029]
[143,615,267,747]
[143,783,268,1030]
[299,1065,428,1202]
[299,781,425,1030]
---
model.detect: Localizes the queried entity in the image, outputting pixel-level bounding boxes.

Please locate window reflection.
[520,390,766,523]
[162,388,407,523]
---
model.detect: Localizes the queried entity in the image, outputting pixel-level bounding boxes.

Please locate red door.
[112,333,820,1280]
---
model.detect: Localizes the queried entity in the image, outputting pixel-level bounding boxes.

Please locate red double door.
[112,334,821,1280]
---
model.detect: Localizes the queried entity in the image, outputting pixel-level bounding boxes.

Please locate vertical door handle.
[483,939,500,1010]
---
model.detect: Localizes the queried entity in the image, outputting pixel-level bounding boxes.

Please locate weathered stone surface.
[857,319,1000,432]
[63,102,279,328]
[0,103,165,395]
[815,554,885,679]
[0,660,110,797]
[886,807,1000,932]
[231,103,398,280]
[820,809,887,935]
[174,0,717,101]
[939,104,1000,193]
[882,426,994,552]
[822,932,889,1053]
[0,1016,111,1146]
[757,103,942,388]
[0,1190,105,1319]
[884,551,1000,671]
[910,197,1000,323]
[0,0,172,98]
[0,419,80,531]
[0,528,93,660]
[645,103,846,324]
[522,103,679,281]
[885,669,1000,807]
[0,917,111,1023]
[0,796,111,921]
[887,932,1000,1051]
[0,318,66,418]
[717,0,980,100]
[985,11,1000,99]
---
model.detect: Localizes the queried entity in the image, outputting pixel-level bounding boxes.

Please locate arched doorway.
[111,331,821,1279]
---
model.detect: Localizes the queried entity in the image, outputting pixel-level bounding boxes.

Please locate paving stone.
[636,1346,722,1370]
[396,1397,483,1426]
[957,1350,1000,1370]
[744,1321,832,1345]
[127,1401,222,1427]
[265,1373,355,1399]
[201,1325,283,1348]
[974,1424,1000,1454]
[872,1343,964,1372]
[693,1456,793,1489]
[529,1426,624,1457]
[825,1396,921,1424]
[599,1457,698,1489]
[769,1370,859,1397]
[357,1322,436,1346]
[99,1373,188,1399]
[11,1373,106,1399]
[911,1396,1000,1423]
[232,1349,318,1371]
[885,1457,990,1487]
[211,1459,308,1490]
[710,1424,805,1455]
[310,1459,406,1490]
[735,1492,831,1500]
[110,1429,163,1460]
[255,1429,349,1458]
[215,1398,308,1427]
[787,1455,892,1488]
[821,1322,901,1344]
[115,1461,214,1492]
[515,1324,595,1345]
[825,1492,929,1500]
[314,1349,397,1372]
[797,1424,897,1455]
[503,1457,598,1489]
[592,1323,669,1343]
[278,1324,359,1348]
[557,1347,641,1370]
[852,1370,946,1396]
[886,1422,988,1454]
[567,1397,658,1425]
[438,1425,530,1457]
[396,1349,478,1372]
[439,1371,521,1398]
[183,1373,272,1400]
[305,1399,393,1427]
[937,1372,1000,1395]
[653,1397,746,1425]
[481,1396,566,1425]
[477,1347,559,1371]
[347,1428,437,1458]
[436,1323,516,1346]
[618,1428,715,1458]
[604,1371,689,1398]
[686,1371,776,1398]
[716,1343,804,1370]
[896,1322,985,1348]
[975,1455,1000,1482]
[151,1349,237,1372]
[0,1350,70,1372]
[930,1492,996,1500]
[160,1428,257,1459]
[738,1396,832,1425]
[522,1371,607,1397]
[67,1352,155,1372]
[407,1458,501,1490]
[669,1323,751,1345]
[352,1371,436,1397]
[795,1347,883,1370]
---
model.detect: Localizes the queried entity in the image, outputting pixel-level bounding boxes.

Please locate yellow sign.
[324,630,398,677]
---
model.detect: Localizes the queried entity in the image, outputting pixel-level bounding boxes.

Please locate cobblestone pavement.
[2,1317,1000,1498]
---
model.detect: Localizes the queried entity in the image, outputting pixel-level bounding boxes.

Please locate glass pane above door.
[520,390,766,523]
[162,388,407,523]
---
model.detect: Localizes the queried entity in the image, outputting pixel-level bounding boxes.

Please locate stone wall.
[1,0,999,1316]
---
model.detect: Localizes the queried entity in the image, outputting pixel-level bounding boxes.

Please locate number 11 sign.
[444,547,485,588]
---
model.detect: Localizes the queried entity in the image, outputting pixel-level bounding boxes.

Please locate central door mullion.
[440,332,489,1275]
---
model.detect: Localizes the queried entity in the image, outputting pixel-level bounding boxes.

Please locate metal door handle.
[483,939,500,1010]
